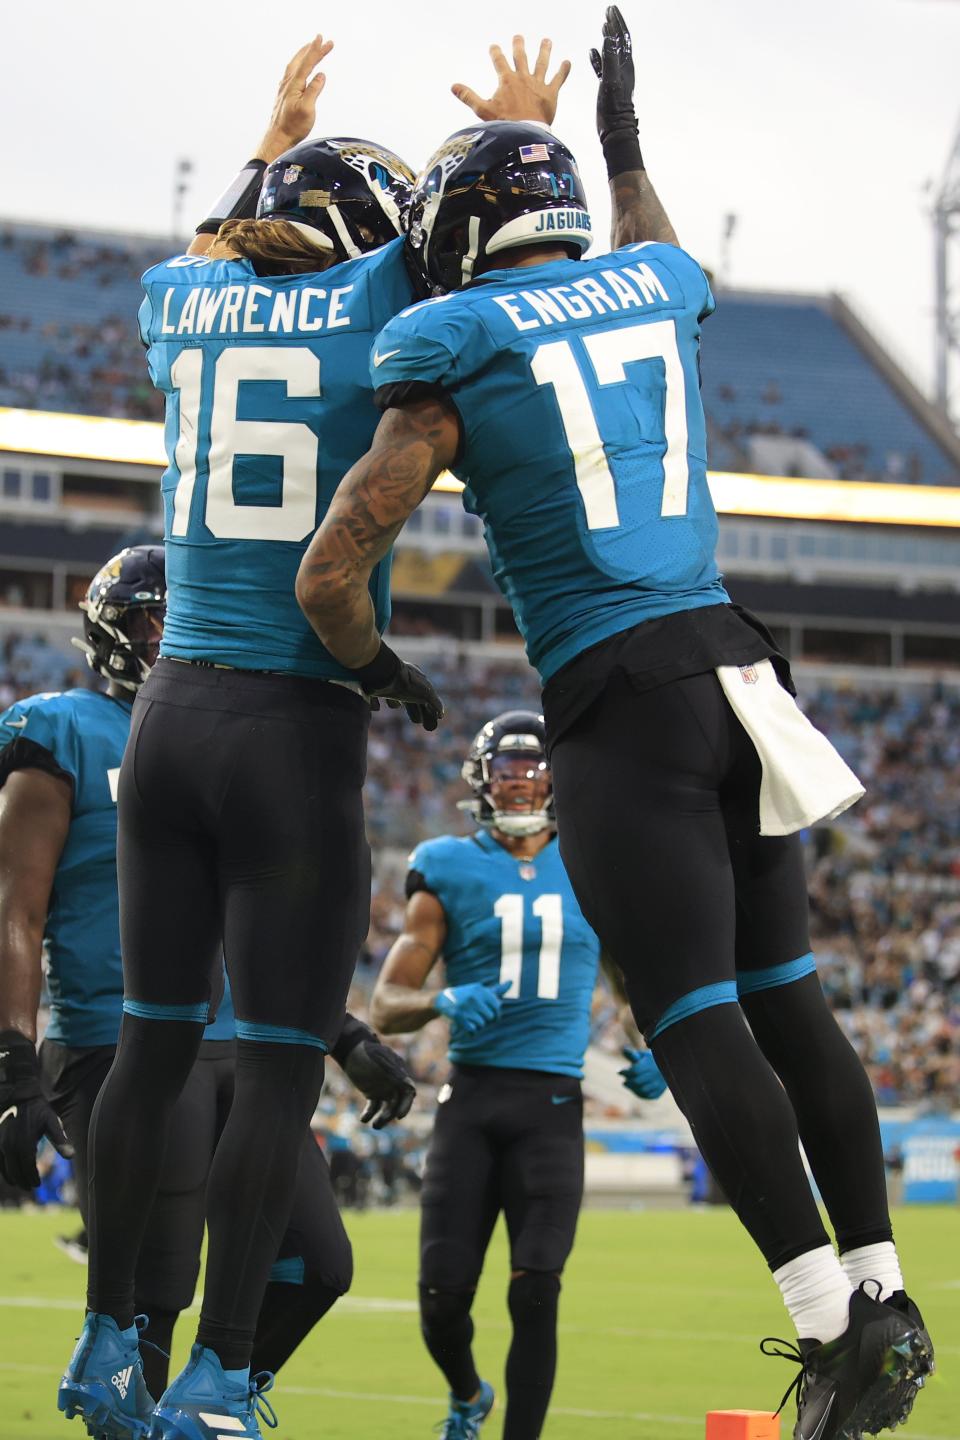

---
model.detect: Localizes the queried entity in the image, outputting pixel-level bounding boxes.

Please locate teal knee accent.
[234,1020,328,1051]
[648,981,738,1040]
[268,1255,305,1286]
[122,999,209,1024]
[737,952,817,998]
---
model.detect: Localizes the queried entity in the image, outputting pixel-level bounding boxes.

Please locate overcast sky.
[1,0,957,394]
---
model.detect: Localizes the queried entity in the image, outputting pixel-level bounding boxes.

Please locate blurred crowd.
[4,634,957,1131]
[0,228,163,420]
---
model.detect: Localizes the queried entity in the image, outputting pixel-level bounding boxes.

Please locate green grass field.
[1,1205,956,1440]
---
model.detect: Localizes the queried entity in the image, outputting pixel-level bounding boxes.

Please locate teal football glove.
[435,981,511,1034]
[619,1046,667,1100]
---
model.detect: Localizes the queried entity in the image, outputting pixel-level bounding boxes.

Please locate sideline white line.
[1,1366,954,1439]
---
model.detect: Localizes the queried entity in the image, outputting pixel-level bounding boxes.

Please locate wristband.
[602,127,644,182]
[195,159,268,236]
[352,642,400,694]
[332,1012,377,1067]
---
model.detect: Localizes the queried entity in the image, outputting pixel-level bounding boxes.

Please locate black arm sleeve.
[331,1011,378,1068]
[373,382,465,468]
[405,868,436,900]
[0,737,74,796]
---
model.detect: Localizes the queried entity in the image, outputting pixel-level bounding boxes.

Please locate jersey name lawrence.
[372,242,729,683]
[0,691,132,1046]
[411,832,600,1077]
[140,239,415,678]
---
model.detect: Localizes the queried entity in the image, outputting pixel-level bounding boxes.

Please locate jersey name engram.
[372,241,728,683]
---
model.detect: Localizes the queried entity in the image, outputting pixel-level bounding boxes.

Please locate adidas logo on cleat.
[111,1365,133,1399]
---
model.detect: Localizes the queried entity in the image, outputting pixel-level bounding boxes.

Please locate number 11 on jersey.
[494,893,563,1000]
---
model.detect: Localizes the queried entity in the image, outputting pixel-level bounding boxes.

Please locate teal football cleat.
[437,1379,495,1440]
[148,1345,277,1440]
[58,1313,155,1439]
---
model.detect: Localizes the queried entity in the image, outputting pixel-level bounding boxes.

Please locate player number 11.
[531,318,690,527]
[494,893,563,1000]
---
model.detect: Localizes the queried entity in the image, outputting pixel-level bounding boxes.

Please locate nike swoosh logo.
[803,1393,835,1440]
[373,348,401,367]
[0,1105,17,1127]
[551,1095,574,1105]
[6,717,28,729]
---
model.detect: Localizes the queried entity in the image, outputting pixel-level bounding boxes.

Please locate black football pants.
[551,670,892,1270]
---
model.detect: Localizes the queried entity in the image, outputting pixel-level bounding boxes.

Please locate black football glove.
[0,1029,74,1190]
[589,6,638,144]
[342,1037,416,1130]
[353,642,444,732]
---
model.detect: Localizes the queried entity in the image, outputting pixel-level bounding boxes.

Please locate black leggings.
[551,670,891,1269]
[88,661,369,1368]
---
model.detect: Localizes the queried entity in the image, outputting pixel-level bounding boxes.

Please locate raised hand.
[255,34,335,163]
[589,6,636,144]
[453,36,571,126]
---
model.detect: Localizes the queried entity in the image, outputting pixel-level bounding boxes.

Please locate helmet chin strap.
[491,810,553,838]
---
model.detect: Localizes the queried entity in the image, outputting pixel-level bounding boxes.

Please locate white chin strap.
[493,810,553,838]
[326,205,362,258]
[282,220,336,252]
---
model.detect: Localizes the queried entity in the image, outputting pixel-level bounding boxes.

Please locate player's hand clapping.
[452,36,571,126]
[435,981,512,1034]
[619,1046,668,1101]
[0,1030,74,1190]
[342,1036,416,1129]
[590,6,637,145]
[254,33,335,163]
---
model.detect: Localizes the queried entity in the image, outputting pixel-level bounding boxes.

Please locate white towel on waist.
[715,659,865,836]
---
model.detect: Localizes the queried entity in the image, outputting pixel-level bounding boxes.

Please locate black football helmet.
[406,121,592,293]
[71,545,166,692]
[257,138,415,262]
[460,709,554,837]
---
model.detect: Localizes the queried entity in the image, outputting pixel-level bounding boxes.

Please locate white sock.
[841,1241,904,1301]
[773,1245,854,1344]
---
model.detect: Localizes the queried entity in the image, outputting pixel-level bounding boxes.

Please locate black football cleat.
[762,1284,934,1440]
[876,1290,934,1432]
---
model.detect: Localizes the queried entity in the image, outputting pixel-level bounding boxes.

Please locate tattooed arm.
[610,169,678,249]
[295,396,460,669]
[591,6,679,249]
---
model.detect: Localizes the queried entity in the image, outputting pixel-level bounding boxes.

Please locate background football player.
[370,710,663,1440]
[57,32,572,1440]
[0,545,415,1400]
[297,10,934,1439]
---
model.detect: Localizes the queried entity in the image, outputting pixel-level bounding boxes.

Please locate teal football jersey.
[0,689,236,1046]
[140,239,415,677]
[372,243,728,681]
[0,691,130,1045]
[411,831,600,1078]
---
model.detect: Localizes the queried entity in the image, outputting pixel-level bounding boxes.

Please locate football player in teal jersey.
[0,546,414,1408]
[60,32,575,1440]
[299,11,933,1437]
[370,711,662,1440]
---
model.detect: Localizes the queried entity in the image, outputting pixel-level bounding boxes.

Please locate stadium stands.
[1,220,957,486]
[703,291,960,487]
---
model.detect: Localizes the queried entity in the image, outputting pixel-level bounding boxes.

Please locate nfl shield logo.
[282,165,303,185]
[739,665,759,685]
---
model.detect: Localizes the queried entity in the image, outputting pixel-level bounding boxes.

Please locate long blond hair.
[207,218,335,275]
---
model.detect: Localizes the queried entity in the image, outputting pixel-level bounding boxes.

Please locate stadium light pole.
[171,158,194,247]
[933,114,960,423]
